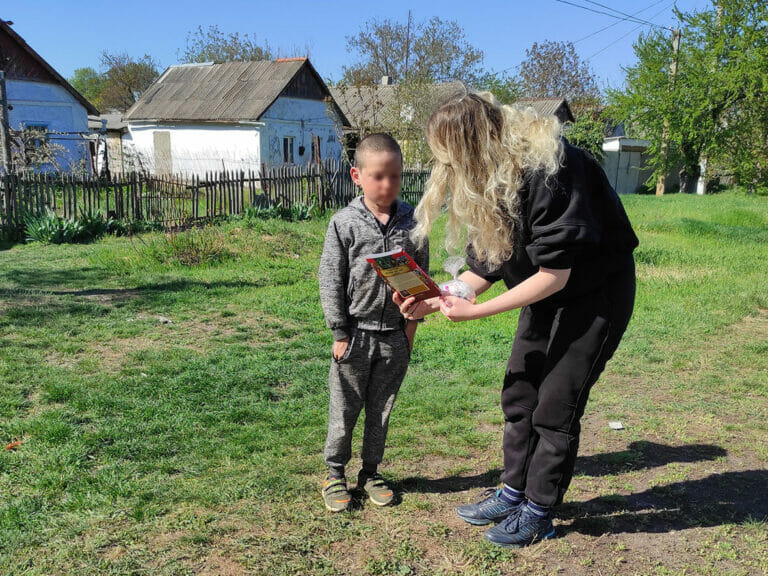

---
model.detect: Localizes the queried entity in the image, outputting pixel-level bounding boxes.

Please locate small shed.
[602,136,655,194]
[88,110,128,175]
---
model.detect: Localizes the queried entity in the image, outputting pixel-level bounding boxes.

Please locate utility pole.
[656,27,681,196]
[0,41,13,227]
[698,2,724,195]
[0,50,12,175]
[404,10,412,80]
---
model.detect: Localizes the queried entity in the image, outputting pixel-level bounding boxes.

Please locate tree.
[518,40,601,107]
[98,52,160,112]
[342,15,484,84]
[475,71,522,105]
[178,25,275,63]
[608,1,768,193]
[69,67,106,110]
[517,40,605,159]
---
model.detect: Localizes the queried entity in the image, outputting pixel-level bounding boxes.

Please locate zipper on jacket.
[359,198,407,331]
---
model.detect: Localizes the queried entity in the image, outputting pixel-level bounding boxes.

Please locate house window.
[283,136,295,164]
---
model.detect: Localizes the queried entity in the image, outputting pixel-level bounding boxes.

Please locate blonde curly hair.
[413,90,563,268]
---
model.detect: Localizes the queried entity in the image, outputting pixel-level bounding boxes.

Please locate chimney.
[380,75,394,86]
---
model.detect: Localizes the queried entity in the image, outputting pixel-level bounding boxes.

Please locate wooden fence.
[0,159,432,230]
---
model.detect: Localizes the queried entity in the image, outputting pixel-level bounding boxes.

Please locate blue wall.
[7,79,90,172]
[260,96,343,166]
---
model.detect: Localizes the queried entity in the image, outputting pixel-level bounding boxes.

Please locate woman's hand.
[393,292,437,320]
[439,295,482,322]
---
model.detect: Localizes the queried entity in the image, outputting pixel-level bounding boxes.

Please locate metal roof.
[514,98,575,122]
[331,85,575,129]
[124,58,342,123]
[329,81,465,130]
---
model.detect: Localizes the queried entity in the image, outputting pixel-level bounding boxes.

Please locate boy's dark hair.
[354,133,403,168]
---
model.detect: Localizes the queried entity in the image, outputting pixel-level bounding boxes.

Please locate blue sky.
[6,0,711,91]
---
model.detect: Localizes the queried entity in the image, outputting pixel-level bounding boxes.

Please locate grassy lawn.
[1,191,766,575]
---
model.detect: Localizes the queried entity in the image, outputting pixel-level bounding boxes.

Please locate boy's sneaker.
[483,502,556,547]
[359,472,395,506]
[456,488,523,526]
[322,475,351,513]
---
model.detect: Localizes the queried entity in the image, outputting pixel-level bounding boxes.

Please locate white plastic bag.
[439,256,476,301]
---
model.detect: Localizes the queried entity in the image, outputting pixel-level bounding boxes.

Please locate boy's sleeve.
[318,217,352,340]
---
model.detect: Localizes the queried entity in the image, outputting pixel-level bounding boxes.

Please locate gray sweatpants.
[324,328,411,477]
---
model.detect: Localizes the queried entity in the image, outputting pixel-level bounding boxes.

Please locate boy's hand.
[404,320,417,351]
[393,292,432,320]
[332,338,350,360]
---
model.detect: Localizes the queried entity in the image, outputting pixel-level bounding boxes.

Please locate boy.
[318,133,428,512]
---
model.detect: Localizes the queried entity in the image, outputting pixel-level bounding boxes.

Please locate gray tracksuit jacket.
[318,196,429,340]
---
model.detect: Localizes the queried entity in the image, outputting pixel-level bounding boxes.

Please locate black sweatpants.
[500,256,636,507]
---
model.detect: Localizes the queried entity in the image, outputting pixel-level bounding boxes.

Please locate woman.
[395,91,638,547]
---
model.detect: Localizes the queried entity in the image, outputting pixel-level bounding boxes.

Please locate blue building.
[1,19,98,173]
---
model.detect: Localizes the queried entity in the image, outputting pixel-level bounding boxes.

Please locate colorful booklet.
[365,247,442,301]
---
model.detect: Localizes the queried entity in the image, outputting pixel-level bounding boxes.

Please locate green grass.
[1,191,767,575]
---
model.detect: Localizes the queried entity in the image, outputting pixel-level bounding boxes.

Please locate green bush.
[142,226,230,267]
[242,201,319,223]
[22,208,143,244]
[24,209,86,244]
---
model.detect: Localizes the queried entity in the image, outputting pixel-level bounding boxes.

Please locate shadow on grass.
[575,441,727,477]
[0,275,275,330]
[399,442,727,494]
[561,469,768,535]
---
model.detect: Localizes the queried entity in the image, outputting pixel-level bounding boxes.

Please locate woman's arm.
[393,270,493,319]
[439,267,571,322]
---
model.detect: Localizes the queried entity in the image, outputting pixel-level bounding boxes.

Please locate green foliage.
[140,226,230,267]
[242,202,319,223]
[565,111,606,160]
[608,1,768,192]
[68,67,107,110]
[24,209,85,244]
[0,192,767,573]
[23,208,126,245]
[475,71,522,105]
[68,53,160,113]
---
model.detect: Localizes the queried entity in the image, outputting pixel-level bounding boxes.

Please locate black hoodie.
[466,141,639,303]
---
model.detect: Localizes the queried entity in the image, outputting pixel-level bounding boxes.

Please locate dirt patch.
[197,550,247,576]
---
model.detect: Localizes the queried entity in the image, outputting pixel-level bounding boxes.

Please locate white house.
[1,19,98,172]
[123,58,349,175]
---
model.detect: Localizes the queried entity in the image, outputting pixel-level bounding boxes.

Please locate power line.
[554,0,671,30]
[573,0,668,44]
[488,0,674,77]
[586,1,676,60]
[580,0,671,29]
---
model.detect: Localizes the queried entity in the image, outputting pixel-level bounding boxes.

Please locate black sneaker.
[483,502,556,547]
[456,488,523,526]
